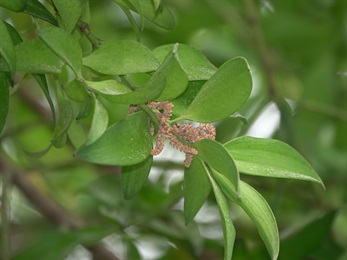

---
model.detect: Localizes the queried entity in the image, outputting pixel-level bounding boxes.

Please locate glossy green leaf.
[0,72,9,134]
[75,112,152,166]
[51,100,73,148]
[113,0,175,30]
[212,171,279,260]
[83,40,159,75]
[24,0,57,25]
[154,44,188,101]
[181,57,252,123]
[37,27,82,78]
[121,155,153,199]
[224,136,325,188]
[15,39,64,74]
[87,72,165,104]
[193,139,240,196]
[0,20,16,78]
[184,157,211,224]
[153,44,217,81]
[85,98,109,145]
[0,0,26,11]
[52,0,82,32]
[205,163,235,260]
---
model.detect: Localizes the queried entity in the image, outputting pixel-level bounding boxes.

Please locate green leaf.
[15,39,64,74]
[76,96,93,120]
[3,22,22,45]
[0,72,9,134]
[83,40,159,75]
[193,139,240,196]
[205,162,235,260]
[113,0,175,30]
[51,100,73,148]
[121,155,153,199]
[52,0,82,32]
[212,171,279,260]
[37,27,82,78]
[24,0,58,26]
[0,20,16,78]
[153,44,217,81]
[0,0,26,12]
[85,98,109,145]
[184,157,211,224]
[87,72,166,104]
[75,112,152,166]
[224,136,325,188]
[181,57,252,123]
[154,44,188,101]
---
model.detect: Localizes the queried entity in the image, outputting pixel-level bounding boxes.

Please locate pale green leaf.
[0,20,16,78]
[75,112,152,166]
[0,72,9,134]
[182,57,252,122]
[83,40,159,75]
[224,136,325,188]
[52,0,82,32]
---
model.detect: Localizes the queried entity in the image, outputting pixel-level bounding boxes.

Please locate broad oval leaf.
[83,40,159,75]
[184,157,211,224]
[0,72,9,134]
[15,39,64,74]
[0,21,16,78]
[24,0,57,25]
[0,0,26,11]
[121,155,153,199]
[205,164,236,260]
[182,57,252,123]
[193,139,240,196]
[37,27,82,78]
[153,44,217,81]
[52,0,82,32]
[75,112,152,166]
[212,170,279,260]
[224,136,325,188]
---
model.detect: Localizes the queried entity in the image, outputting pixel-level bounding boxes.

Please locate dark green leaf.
[0,20,16,78]
[83,40,159,75]
[37,27,82,78]
[153,44,217,81]
[3,22,22,45]
[15,39,64,74]
[182,57,252,122]
[224,136,325,188]
[51,100,73,148]
[52,0,82,32]
[24,0,57,26]
[76,96,93,120]
[0,0,26,11]
[75,112,152,166]
[0,72,9,134]
[184,157,211,224]
[121,155,153,199]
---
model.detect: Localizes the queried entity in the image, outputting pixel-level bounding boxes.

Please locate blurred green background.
[1,0,346,259]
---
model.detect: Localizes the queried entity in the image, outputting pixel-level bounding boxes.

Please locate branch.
[0,156,120,260]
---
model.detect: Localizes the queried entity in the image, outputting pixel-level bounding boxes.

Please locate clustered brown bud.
[129,101,216,167]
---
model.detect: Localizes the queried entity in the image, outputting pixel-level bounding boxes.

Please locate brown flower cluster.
[146,101,216,167]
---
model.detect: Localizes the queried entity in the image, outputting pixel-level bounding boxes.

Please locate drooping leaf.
[205,163,236,260]
[0,72,9,134]
[75,112,152,166]
[184,157,211,224]
[121,155,153,199]
[51,100,73,148]
[193,139,240,196]
[153,44,217,81]
[212,171,279,260]
[224,136,325,188]
[181,57,252,123]
[37,27,82,78]
[3,22,22,45]
[154,44,189,101]
[24,0,57,26]
[0,0,26,12]
[83,40,159,75]
[113,0,175,30]
[85,98,109,145]
[15,39,64,74]
[0,20,16,78]
[52,0,82,32]
[76,96,93,120]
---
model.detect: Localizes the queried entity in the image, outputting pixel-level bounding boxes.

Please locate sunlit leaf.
[83,40,159,75]
[0,20,16,78]
[153,44,217,81]
[121,155,153,199]
[75,112,152,166]
[24,0,57,25]
[0,0,26,11]
[37,27,82,78]
[0,72,9,134]
[181,57,252,122]
[224,136,325,188]
[184,157,211,224]
[52,0,82,32]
